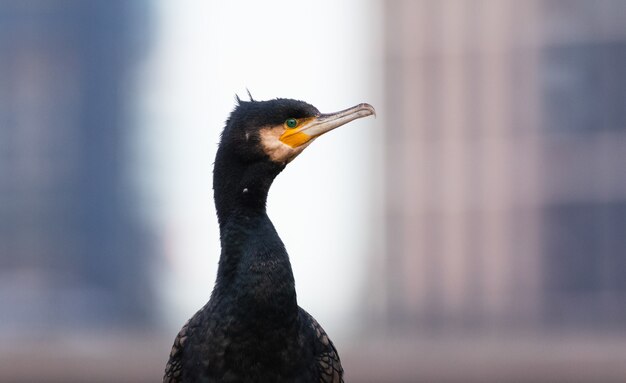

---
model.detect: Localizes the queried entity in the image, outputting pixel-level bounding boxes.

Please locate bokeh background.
[1,0,625,382]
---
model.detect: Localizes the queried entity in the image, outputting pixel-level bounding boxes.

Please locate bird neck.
[212,151,298,326]
[213,151,285,229]
[215,213,298,328]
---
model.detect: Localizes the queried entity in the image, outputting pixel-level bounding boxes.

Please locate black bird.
[163,97,375,383]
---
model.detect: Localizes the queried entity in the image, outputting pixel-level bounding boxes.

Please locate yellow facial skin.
[259,125,313,164]
[260,103,376,164]
[279,118,316,148]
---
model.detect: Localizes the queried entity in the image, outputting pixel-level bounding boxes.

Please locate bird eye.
[285,118,298,129]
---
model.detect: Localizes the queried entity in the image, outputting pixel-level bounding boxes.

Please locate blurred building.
[0,1,154,332]
[377,0,626,333]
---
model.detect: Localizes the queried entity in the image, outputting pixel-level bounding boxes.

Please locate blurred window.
[542,41,626,133]
[543,202,626,324]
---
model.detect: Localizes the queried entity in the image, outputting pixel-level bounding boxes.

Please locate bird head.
[213,97,375,223]
[220,97,376,165]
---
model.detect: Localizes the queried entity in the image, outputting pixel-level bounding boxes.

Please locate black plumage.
[163,97,375,383]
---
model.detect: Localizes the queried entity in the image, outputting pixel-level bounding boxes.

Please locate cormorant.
[163,97,375,383]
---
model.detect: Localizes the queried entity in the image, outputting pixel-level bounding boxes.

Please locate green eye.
[285,118,298,128]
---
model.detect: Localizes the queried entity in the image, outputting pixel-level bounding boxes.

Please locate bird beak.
[279,103,376,148]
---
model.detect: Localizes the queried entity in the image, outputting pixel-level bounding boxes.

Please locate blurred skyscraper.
[377,0,626,333]
[0,1,154,332]
[540,0,626,328]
